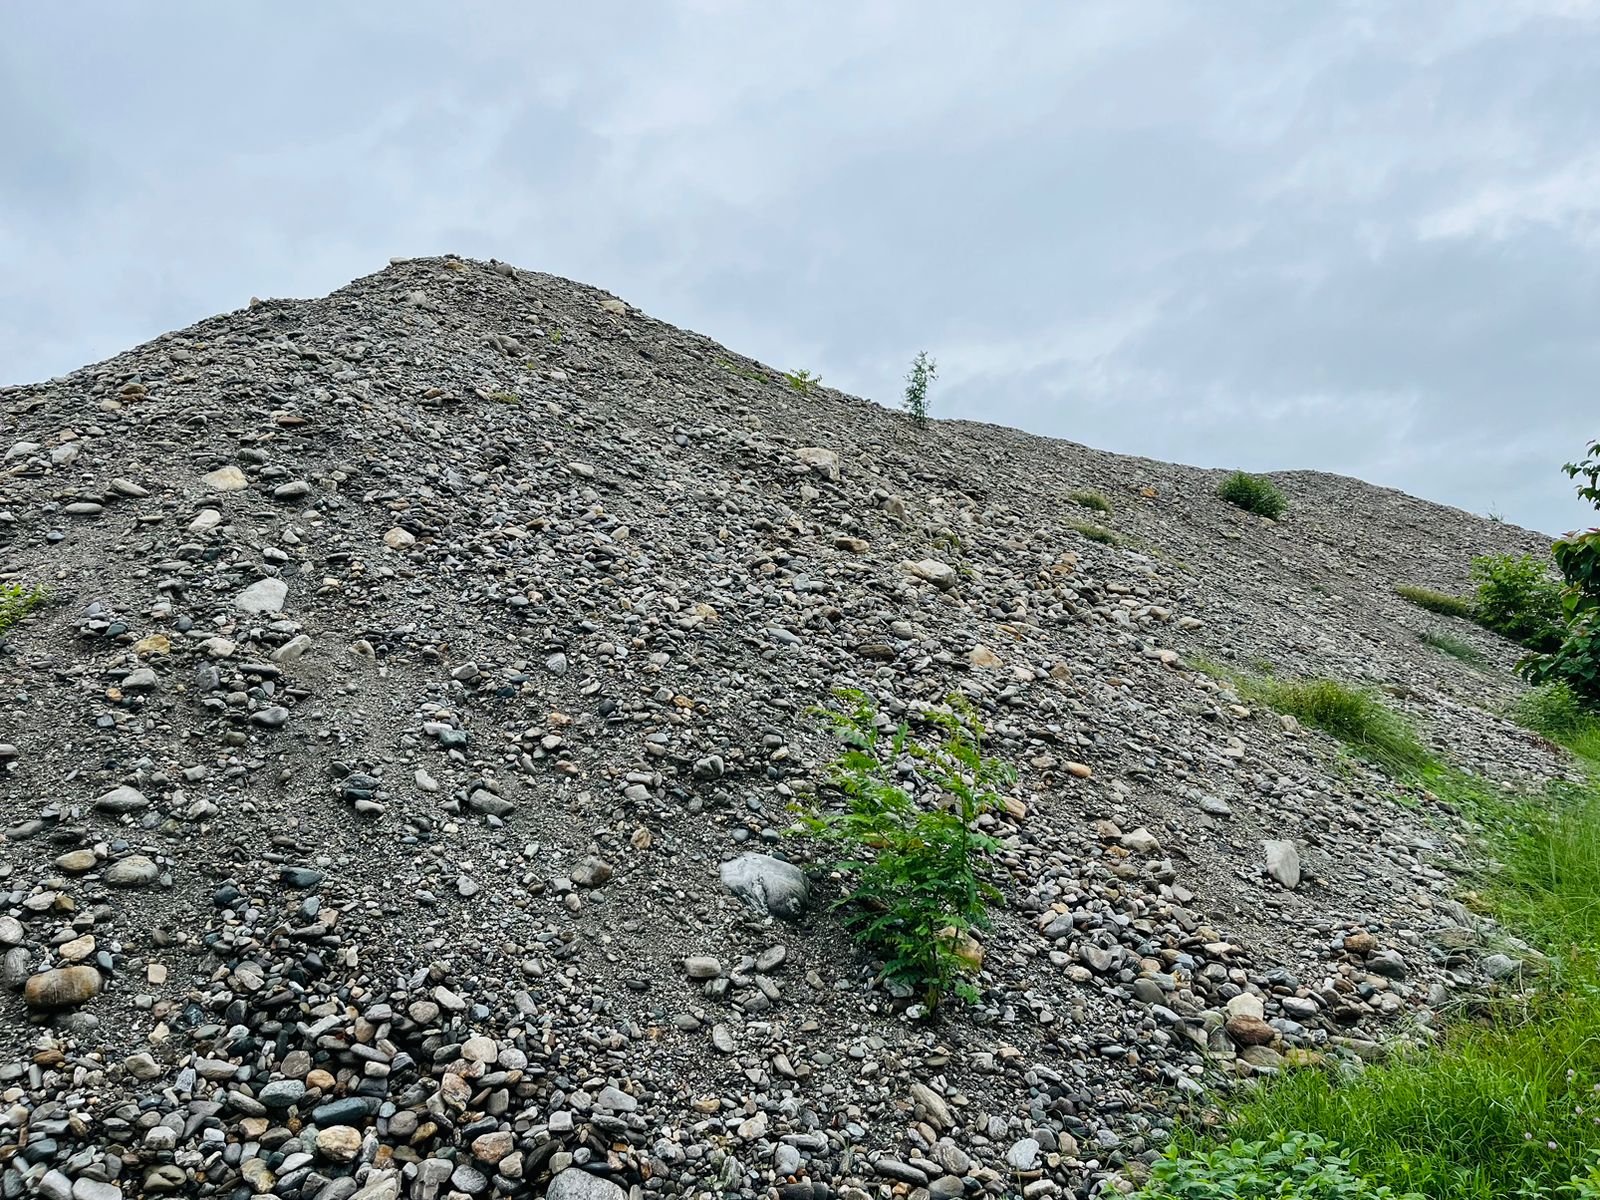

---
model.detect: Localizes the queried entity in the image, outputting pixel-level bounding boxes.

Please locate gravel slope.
[0,255,1570,1200]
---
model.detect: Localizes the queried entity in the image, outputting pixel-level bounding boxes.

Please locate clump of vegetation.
[1070,489,1112,515]
[902,350,936,426]
[1138,1133,1423,1199]
[1471,553,1565,652]
[1513,682,1600,760]
[1522,438,1600,706]
[1235,674,1434,776]
[800,689,1013,1009]
[783,368,822,395]
[1421,628,1484,665]
[1395,583,1476,620]
[1065,517,1121,546]
[0,583,47,637]
[1218,470,1288,519]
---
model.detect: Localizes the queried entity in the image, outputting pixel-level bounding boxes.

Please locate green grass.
[1422,628,1486,665]
[1069,489,1113,515]
[1218,470,1289,519]
[1397,584,1477,621]
[1513,682,1600,762]
[0,583,46,637]
[1065,517,1122,546]
[1235,674,1435,776]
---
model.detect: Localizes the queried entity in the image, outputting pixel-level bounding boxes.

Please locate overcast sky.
[4,3,1598,534]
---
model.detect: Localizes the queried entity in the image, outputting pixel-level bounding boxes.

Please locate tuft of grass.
[0,583,47,637]
[1065,518,1121,546]
[1422,628,1485,665]
[1218,470,1288,519]
[1513,682,1600,762]
[1236,674,1435,776]
[1069,489,1112,515]
[1396,584,1476,621]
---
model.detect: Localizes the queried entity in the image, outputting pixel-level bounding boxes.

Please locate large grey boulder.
[720,853,809,920]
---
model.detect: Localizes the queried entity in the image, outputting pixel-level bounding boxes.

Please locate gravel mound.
[0,255,1568,1199]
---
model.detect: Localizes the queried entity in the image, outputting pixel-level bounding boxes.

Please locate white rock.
[720,853,809,920]
[202,466,248,492]
[234,579,288,615]
[1264,839,1301,889]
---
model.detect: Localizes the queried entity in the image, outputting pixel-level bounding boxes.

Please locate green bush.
[1471,553,1565,652]
[902,350,936,426]
[1218,470,1289,519]
[1237,675,1434,776]
[0,583,46,637]
[801,689,1013,1009]
[783,368,821,395]
[1138,1133,1422,1199]
[1069,489,1112,514]
[1395,584,1475,620]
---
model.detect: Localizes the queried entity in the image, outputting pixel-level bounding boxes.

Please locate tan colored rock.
[23,966,102,1009]
[202,465,248,492]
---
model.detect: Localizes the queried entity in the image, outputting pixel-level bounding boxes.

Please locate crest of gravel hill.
[0,255,1569,1200]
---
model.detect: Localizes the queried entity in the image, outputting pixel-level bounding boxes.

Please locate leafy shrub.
[801,689,1013,1008]
[1236,675,1433,776]
[1395,584,1475,620]
[1070,489,1112,514]
[902,350,936,426]
[1421,628,1483,664]
[0,583,46,637]
[783,368,821,395]
[1471,553,1565,652]
[1521,440,1600,702]
[1138,1133,1422,1199]
[1218,470,1288,519]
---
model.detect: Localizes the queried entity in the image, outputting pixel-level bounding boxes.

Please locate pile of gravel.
[0,255,1567,1199]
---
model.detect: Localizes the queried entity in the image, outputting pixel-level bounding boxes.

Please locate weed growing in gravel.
[1070,489,1113,515]
[1395,584,1476,620]
[902,350,936,426]
[783,368,822,395]
[1235,674,1434,776]
[1217,470,1288,519]
[1065,518,1122,546]
[0,583,46,638]
[801,689,1014,1010]
[1421,628,1485,665]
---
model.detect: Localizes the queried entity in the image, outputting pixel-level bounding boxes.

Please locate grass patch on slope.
[1396,584,1476,621]
[1421,628,1485,665]
[0,583,46,637]
[1514,682,1600,763]
[1234,673,1435,776]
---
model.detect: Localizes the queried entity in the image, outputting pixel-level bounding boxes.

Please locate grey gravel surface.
[0,254,1574,1199]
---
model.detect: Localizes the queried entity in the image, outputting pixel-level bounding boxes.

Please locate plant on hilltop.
[0,583,47,638]
[1471,553,1565,652]
[783,368,822,395]
[1521,438,1600,707]
[902,350,937,426]
[1218,470,1288,519]
[799,689,1013,1010]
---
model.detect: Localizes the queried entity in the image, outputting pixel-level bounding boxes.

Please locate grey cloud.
[1,0,1597,533]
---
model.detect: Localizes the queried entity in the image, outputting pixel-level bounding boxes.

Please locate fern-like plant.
[902,350,936,426]
[800,689,1013,1009]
